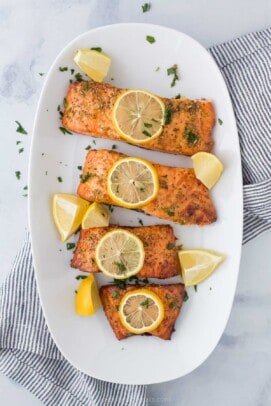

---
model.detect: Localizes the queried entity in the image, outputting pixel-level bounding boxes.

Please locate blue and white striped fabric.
[0,28,270,406]
[0,233,147,406]
[209,27,271,244]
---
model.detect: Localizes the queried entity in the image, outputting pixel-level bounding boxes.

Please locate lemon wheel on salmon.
[52,193,89,241]
[178,249,225,286]
[107,157,159,209]
[112,89,165,144]
[73,49,111,82]
[75,274,101,316]
[95,229,145,279]
[119,289,164,334]
[191,152,224,189]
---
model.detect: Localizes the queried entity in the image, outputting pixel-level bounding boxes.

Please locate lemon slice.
[191,152,224,189]
[73,49,111,82]
[81,202,110,229]
[119,289,164,334]
[52,194,89,241]
[112,89,165,144]
[75,274,101,316]
[95,229,145,279]
[178,249,225,287]
[107,157,159,208]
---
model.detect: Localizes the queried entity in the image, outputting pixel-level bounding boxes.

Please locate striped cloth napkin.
[0,27,270,406]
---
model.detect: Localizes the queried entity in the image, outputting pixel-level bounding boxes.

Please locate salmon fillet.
[71,225,180,279]
[62,81,215,156]
[77,149,217,225]
[99,284,185,340]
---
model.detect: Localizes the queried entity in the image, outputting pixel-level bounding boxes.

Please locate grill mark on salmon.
[71,224,180,279]
[99,284,185,340]
[77,149,217,225]
[62,81,215,156]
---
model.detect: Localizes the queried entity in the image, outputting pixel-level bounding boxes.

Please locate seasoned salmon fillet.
[77,149,217,225]
[99,284,185,340]
[62,81,215,156]
[71,225,180,279]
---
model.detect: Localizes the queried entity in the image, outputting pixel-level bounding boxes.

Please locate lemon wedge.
[112,89,165,144]
[52,194,89,241]
[81,202,110,229]
[95,229,145,279]
[75,274,101,316]
[119,289,164,334]
[191,152,224,189]
[178,249,225,287]
[73,49,111,82]
[107,156,159,209]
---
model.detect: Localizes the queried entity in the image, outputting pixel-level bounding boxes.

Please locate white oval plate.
[29,23,243,385]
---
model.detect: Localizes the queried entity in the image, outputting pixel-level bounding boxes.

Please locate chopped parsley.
[57,176,63,183]
[184,291,189,302]
[75,275,88,280]
[218,118,223,125]
[142,129,152,137]
[184,127,199,145]
[83,81,89,91]
[142,2,151,12]
[112,144,117,150]
[140,299,150,308]
[146,35,155,44]
[85,145,91,150]
[92,139,96,145]
[39,72,45,76]
[74,72,84,82]
[80,172,93,183]
[165,293,171,300]
[164,207,175,216]
[16,140,21,145]
[15,171,21,180]
[138,218,143,226]
[175,94,181,99]
[59,66,68,72]
[70,68,75,75]
[15,121,28,134]
[194,285,198,292]
[115,304,120,311]
[59,126,73,135]
[63,98,68,108]
[114,261,127,273]
[169,300,178,309]
[66,242,76,250]
[164,105,173,125]
[91,47,102,52]
[144,122,152,128]
[112,290,120,299]
[167,64,179,87]
[112,275,148,289]
[167,242,175,250]
[77,165,82,171]
[18,148,24,154]
[108,205,114,213]
[23,185,28,190]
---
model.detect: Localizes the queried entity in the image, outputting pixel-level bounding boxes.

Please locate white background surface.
[0,0,270,405]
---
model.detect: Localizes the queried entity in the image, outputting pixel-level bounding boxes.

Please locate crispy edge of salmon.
[99,283,185,340]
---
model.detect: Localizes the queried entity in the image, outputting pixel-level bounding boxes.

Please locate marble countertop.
[0,1,270,405]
